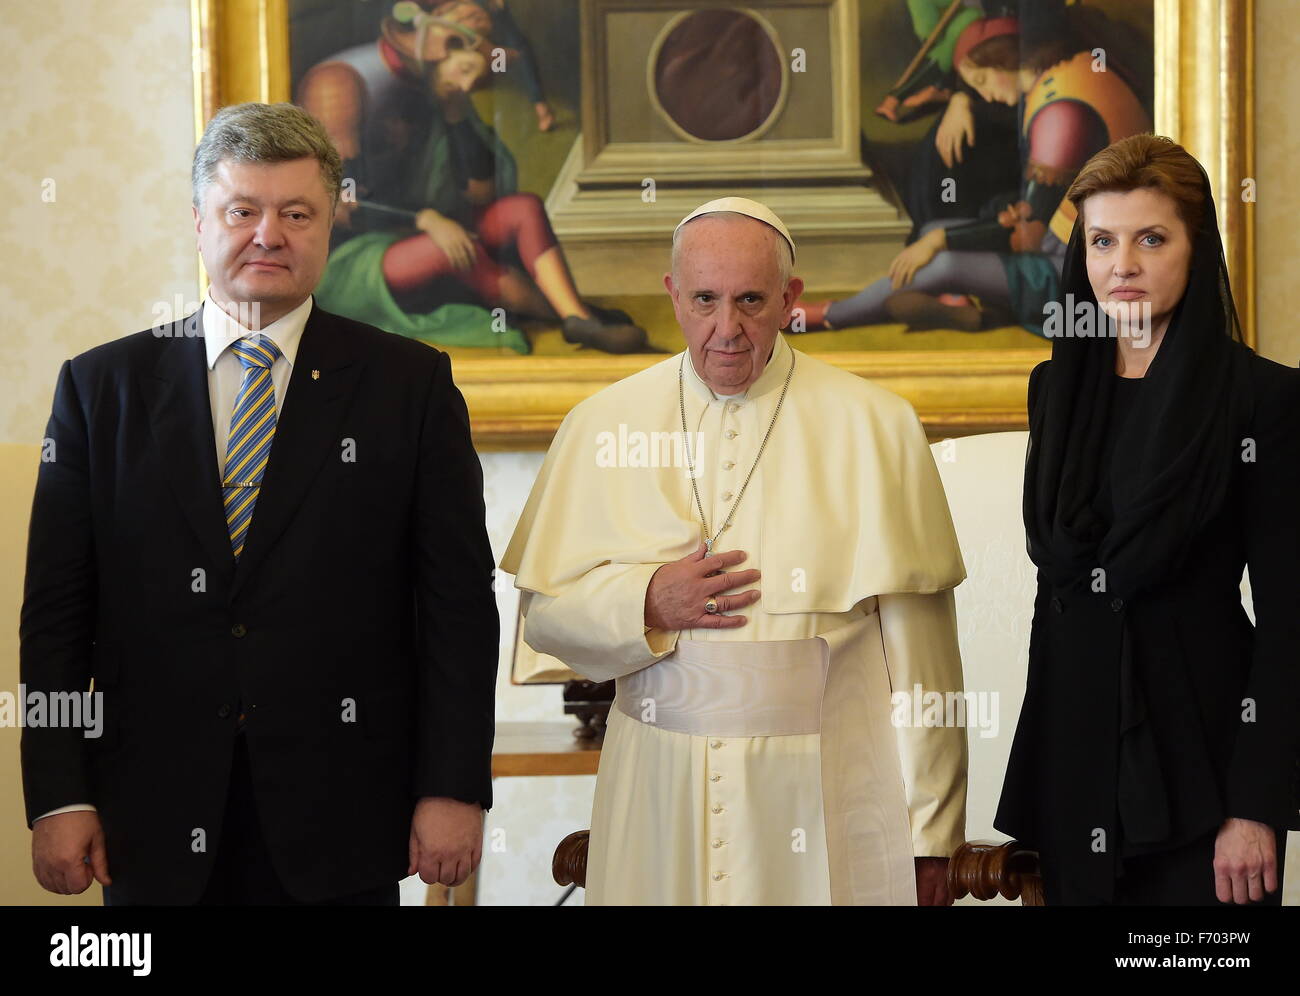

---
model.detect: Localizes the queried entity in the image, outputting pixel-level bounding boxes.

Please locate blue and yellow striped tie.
[223,334,282,561]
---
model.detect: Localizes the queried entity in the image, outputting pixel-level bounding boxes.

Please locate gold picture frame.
[191,0,1255,449]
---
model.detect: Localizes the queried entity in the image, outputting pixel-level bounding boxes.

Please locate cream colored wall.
[0,0,199,445]
[2,0,1297,906]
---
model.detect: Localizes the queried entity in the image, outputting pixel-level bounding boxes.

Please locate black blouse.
[1091,373,1144,526]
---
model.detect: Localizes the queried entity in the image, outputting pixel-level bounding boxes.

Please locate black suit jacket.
[19,304,499,904]
[995,352,1300,902]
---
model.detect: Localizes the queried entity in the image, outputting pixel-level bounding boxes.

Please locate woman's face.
[1082,187,1194,339]
[957,58,1020,105]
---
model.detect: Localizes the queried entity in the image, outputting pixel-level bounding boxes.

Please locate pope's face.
[193,156,333,328]
[664,216,803,395]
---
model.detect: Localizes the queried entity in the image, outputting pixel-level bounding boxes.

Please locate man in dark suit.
[21,102,499,905]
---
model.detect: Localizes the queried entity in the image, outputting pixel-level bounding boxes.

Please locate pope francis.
[501,197,969,906]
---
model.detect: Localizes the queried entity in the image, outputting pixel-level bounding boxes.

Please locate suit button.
[231,623,247,637]
[1111,598,1124,613]
[1050,597,1063,614]
[217,703,232,719]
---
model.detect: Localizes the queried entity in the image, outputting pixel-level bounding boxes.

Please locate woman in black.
[994,133,1300,905]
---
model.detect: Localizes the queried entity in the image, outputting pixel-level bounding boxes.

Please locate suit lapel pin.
[311,369,320,380]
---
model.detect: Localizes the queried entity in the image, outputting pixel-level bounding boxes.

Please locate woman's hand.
[935,91,975,168]
[1213,817,1279,903]
[888,227,945,289]
[415,209,477,271]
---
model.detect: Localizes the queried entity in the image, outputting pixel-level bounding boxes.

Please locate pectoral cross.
[702,531,724,576]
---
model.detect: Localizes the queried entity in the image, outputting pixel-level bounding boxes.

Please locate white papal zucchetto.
[673,196,796,262]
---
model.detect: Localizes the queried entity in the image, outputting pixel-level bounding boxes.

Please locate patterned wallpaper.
[0,0,198,445]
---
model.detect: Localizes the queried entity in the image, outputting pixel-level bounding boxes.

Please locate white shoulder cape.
[501,338,966,605]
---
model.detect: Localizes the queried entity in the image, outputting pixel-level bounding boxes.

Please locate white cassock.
[500,332,968,905]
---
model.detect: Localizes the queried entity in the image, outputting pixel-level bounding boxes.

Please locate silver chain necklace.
[677,346,795,556]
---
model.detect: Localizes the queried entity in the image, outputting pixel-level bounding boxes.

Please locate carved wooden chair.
[947,840,1043,905]
[553,830,590,891]
[552,831,1044,904]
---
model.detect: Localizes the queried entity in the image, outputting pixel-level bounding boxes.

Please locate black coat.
[20,305,499,904]
[994,353,1300,901]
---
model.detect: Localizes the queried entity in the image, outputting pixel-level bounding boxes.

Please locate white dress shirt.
[203,291,313,477]
[35,290,314,824]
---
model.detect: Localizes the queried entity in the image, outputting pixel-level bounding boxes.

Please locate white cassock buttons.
[710,739,723,749]
[722,460,735,470]
[725,429,737,439]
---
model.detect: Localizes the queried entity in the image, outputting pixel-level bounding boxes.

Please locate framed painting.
[191,0,1254,447]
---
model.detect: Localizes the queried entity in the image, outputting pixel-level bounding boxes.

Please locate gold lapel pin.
[311,369,320,380]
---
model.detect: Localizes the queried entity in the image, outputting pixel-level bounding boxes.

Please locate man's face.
[432,49,490,98]
[663,216,803,395]
[192,156,333,327]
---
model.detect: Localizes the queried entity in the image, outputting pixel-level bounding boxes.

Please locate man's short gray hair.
[192,102,343,212]
[671,210,794,287]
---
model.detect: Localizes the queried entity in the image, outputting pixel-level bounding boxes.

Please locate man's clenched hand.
[408,797,483,887]
[33,811,110,895]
